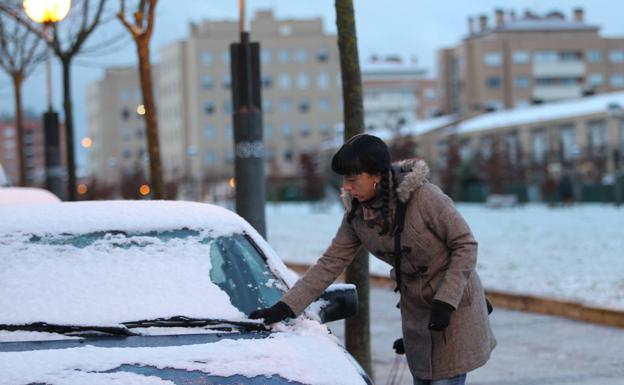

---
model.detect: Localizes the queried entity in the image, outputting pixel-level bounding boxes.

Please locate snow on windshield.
[0,230,246,326]
[0,322,366,385]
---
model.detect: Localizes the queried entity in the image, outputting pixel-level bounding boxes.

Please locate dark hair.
[331,134,393,235]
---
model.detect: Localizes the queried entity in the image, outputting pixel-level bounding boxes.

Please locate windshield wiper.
[122,316,268,332]
[0,322,138,336]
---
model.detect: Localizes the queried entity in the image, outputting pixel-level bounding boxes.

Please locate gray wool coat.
[280,159,496,380]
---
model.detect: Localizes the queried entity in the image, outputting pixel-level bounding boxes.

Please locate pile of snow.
[266,202,624,310]
[0,187,60,205]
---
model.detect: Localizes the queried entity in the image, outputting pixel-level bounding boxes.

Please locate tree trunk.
[335,0,372,377]
[62,57,77,201]
[12,73,26,186]
[137,37,163,199]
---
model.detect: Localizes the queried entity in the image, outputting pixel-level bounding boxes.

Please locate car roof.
[0,200,248,236]
[0,187,61,205]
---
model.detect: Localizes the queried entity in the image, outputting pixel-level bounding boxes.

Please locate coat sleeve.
[280,212,362,316]
[417,183,478,309]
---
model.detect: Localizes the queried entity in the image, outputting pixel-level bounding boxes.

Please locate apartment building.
[86,10,342,190]
[439,8,624,115]
[362,56,441,132]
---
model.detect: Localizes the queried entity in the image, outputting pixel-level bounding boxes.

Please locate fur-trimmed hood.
[340,158,430,211]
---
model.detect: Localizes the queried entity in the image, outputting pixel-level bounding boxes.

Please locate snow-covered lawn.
[266,202,624,311]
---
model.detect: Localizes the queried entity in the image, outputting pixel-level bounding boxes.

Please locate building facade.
[439,8,624,116]
[362,56,441,133]
[86,10,342,194]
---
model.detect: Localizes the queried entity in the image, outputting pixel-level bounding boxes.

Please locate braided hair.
[331,134,393,235]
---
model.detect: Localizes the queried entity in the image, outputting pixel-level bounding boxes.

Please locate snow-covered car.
[0,187,61,205]
[0,201,371,385]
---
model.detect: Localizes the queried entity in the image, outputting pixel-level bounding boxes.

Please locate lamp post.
[23,0,71,199]
[607,102,624,206]
[229,0,266,237]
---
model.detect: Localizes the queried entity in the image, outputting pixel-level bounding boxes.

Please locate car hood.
[0,323,370,385]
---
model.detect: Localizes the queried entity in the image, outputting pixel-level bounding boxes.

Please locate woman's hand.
[428,300,455,331]
[249,301,294,324]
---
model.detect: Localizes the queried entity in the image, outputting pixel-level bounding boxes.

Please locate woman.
[250,134,496,384]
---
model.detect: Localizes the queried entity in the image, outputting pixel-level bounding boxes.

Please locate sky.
[1,0,624,165]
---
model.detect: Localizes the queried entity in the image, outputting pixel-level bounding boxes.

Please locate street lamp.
[23,0,71,199]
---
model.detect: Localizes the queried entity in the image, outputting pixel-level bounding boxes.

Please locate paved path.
[327,287,624,385]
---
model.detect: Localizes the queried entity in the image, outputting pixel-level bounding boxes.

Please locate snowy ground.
[266,202,624,311]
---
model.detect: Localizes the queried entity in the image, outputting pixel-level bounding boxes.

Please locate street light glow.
[77,183,88,195]
[229,177,236,189]
[23,0,71,24]
[137,104,146,115]
[81,137,92,148]
[139,184,151,196]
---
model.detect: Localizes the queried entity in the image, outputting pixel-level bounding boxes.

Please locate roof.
[496,18,598,32]
[455,91,624,135]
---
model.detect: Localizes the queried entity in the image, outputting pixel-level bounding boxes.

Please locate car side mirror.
[315,284,358,323]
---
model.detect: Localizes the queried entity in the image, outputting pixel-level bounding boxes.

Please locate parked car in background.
[0,201,371,385]
[0,187,61,205]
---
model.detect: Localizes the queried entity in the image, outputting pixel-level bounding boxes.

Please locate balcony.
[533,85,583,101]
[532,61,586,77]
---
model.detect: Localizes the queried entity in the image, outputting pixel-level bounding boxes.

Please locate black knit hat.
[331,134,391,176]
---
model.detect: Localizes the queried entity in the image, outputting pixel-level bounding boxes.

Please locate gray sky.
[1,0,623,163]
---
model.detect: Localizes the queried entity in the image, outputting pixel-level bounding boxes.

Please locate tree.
[335,0,372,376]
[117,0,163,199]
[0,8,44,186]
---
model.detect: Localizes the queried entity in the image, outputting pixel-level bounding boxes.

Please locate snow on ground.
[266,202,624,310]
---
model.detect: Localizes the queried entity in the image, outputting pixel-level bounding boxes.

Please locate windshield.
[0,229,284,327]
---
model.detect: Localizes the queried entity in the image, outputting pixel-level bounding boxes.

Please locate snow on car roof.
[0,200,299,326]
[0,187,61,205]
[0,200,246,235]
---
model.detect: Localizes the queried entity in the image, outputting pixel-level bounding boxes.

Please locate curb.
[284,262,624,329]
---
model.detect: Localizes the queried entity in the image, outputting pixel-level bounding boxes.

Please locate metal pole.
[230,4,266,238]
[44,24,52,111]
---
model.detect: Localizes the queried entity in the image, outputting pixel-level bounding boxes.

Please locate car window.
[16,229,283,319]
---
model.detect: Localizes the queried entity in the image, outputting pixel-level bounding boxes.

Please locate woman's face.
[342,172,381,202]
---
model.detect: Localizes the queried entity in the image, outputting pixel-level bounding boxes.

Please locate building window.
[317,48,329,63]
[560,51,582,62]
[294,49,308,63]
[609,49,624,63]
[459,139,473,161]
[317,71,330,90]
[424,88,436,100]
[318,97,330,113]
[486,77,501,89]
[283,149,293,162]
[282,123,292,138]
[300,123,311,137]
[123,149,132,159]
[587,73,604,87]
[533,51,558,63]
[531,129,548,164]
[203,151,217,166]
[261,49,272,65]
[222,50,230,65]
[296,73,310,89]
[514,75,529,88]
[262,75,273,89]
[204,101,215,115]
[201,50,213,66]
[514,99,530,108]
[3,126,15,138]
[559,124,578,161]
[202,75,214,90]
[224,100,233,114]
[226,126,233,141]
[280,98,291,113]
[222,75,231,89]
[320,123,331,136]
[204,126,215,140]
[121,108,131,121]
[265,123,273,139]
[225,150,234,164]
[298,97,310,113]
[120,89,130,101]
[279,48,289,64]
[484,52,502,66]
[610,74,624,88]
[587,119,608,157]
[512,50,529,64]
[264,99,273,113]
[278,73,291,89]
[479,136,493,160]
[587,50,603,63]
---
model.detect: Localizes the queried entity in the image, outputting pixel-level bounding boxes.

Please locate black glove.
[428,300,455,331]
[249,301,294,324]
[392,338,405,355]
